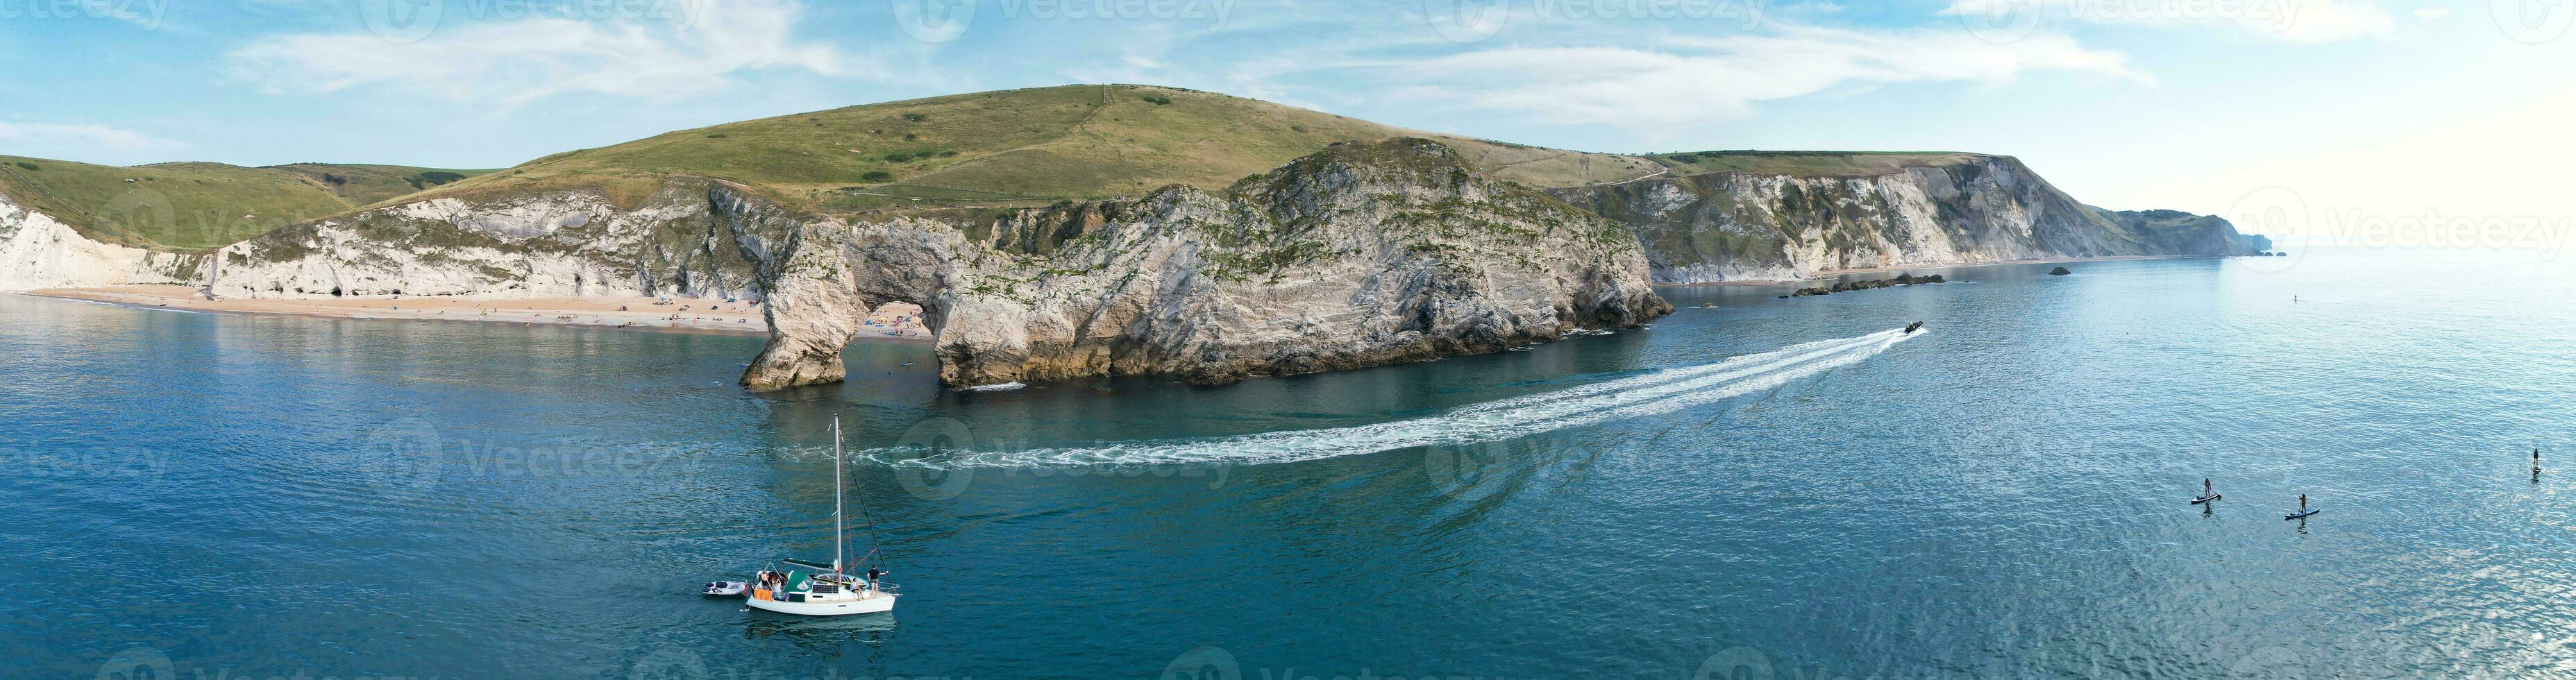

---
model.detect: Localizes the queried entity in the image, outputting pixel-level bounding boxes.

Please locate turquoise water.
[8,248,2576,678]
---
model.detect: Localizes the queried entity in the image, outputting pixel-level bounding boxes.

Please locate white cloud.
[1939,0,2395,43]
[226,0,866,106]
[1384,26,2136,128]
[0,122,182,153]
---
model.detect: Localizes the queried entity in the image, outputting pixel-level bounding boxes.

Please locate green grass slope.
[6,84,2029,252]
[0,155,492,249]
[1647,151,1989,177]
[420,84,1671,213]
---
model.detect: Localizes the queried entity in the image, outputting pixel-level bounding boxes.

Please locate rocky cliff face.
[13,141,2260,391]
[1554,155,2266,282]
[729,139,1669,389]
[208,188,764,302]
[0,193,203,291]
[186,139,1667,389]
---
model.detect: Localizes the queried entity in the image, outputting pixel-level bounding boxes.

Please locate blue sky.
[5,0,2575,227]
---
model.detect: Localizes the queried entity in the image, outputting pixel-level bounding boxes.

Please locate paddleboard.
[2284,509,2319,520]
[2191,493,2221,504]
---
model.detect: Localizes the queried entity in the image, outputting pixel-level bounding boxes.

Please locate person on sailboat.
[866,566,887,591]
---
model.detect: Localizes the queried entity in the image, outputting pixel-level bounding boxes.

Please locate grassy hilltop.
[0,157,494,250]
[6,84,2003,251]
[417,84,1674,213]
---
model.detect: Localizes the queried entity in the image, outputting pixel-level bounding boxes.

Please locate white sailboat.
[746,415,898,616]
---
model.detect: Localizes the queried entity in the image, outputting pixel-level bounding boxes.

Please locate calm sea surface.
[7,248,2576,678]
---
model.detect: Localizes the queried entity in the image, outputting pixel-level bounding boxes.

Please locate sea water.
[6,247,2575,678]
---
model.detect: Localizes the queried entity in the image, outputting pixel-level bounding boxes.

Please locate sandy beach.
[20,285,935,341]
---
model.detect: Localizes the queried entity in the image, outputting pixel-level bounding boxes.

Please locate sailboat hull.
[745,592,897,616]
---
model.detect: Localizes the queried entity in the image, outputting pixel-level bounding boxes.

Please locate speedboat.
[1904,321,1925,334]
[743,414,900,617]
[702,581,748,596]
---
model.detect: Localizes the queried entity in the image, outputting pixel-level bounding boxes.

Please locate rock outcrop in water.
[186,139,1668,389]
[1790,273,1945,297]
[1553,155,2270,283]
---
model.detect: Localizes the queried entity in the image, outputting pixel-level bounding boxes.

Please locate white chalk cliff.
[6,144,2269,390]
[1554,155,2268,283]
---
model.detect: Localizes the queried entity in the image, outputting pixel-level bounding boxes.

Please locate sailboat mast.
[834,414,846,574]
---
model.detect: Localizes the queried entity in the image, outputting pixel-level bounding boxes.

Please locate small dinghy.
[2284,509,2320,520]
[2191,493,2221,504]
[702,581,748,596]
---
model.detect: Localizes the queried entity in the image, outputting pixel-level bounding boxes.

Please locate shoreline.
[16,285,935,342]
[1651,255,2199,287]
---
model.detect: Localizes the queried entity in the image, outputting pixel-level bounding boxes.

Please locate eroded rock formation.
[1555,155,2270,283]
[726,139,1669,388]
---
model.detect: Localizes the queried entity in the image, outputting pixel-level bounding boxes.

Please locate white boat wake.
[877,328,1919,469]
